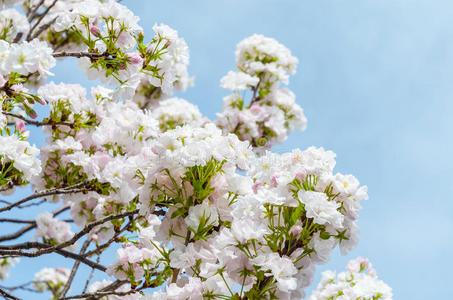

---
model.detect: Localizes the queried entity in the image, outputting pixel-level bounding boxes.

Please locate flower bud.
[36,96,47,105]
[146,46,154,54]
[15,120,26,133]
[295,171,307,180]
[127,53,143,65]
[0,75,6,88]
[289,223,303,236]
[28,110,37,119]
[90,25,100,36]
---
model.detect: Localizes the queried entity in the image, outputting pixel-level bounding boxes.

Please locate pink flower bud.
[252,183,261,193]
[29,111,37,119]
[250,105,263,114]
[270,176,278,187]
[15,120,26,133]
[165,40,171,48]
[295,171,306,180]
[90,25,100,36]
[0,75,6,88]
[127,53,143,65]
[91,234,98,241]
[36,96,47,105]
[289,224,303,236]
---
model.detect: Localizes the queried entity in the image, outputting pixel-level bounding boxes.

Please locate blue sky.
[4,1,453,299]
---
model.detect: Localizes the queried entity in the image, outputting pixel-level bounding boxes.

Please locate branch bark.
[26,0,58,41]
[3,112,74,128]
[0,181,90,214]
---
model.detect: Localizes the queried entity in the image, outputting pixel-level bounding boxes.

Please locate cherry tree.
[0,0,392,299]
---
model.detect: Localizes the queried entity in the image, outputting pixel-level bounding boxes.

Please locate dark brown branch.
[26,0,58,41]
[0,224,35,243]
[0,282,41,293]
[27,0,46,22]
[3,112,73,128]
[247,75,263,108]
[53,51,113,59]
[83,218,133,258]
[0,181,90,213]
[0,210,138,257]
[12,33,23,44]
[0,219,35,224]
[0,205,69,243]
[60,282,150,300]
[0,243,106,272]
[0,288,20,300]
[58,239,91,298]
[60,289,137,300]
[81,254,100,293]
[31,16,57,40]
[98,280,129,293]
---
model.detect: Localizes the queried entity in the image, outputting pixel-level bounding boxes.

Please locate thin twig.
[0,210,139,257]
[58,239,91,298]
[0,282,40,293]
[53,51,112,59]
[81,254,100,293]
[31,16,57,40]
[0,288,20,300]
[3,112,73,128]
[0,219,35,224]
[27,0,46,22]
[0,244,106,272]
[0,181,90,213]
[83,218,133,257]
[27,0,58,41]
[12,33,23,44]
[0,205,69,243]
[60,282,150,300]
[247,75,263,108]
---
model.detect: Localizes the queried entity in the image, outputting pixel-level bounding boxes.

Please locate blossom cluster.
[217,34,307,150]
[0,130,41,192]
[0,8,29,42]
[34,212,77,251]
[0,257,18,280]
[0,1,391,299]
[33,267,70,298]
[308,257,393,300]
[102,130,367,298]
[34,82,159,241]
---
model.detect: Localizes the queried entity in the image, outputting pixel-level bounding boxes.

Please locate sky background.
[3,0,453,299]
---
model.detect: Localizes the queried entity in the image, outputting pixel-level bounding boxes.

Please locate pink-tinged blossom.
[309,257,393,300]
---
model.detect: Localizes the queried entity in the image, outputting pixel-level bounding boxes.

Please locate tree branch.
[0,205,69,243]
[27,0,46,22]
[31,16,57,40]
[3,112,74,128]
[0,210,139,257]
[0,181,90,214]
[0,288,20,300]
[53,51,114,60]
[26,0,58,41]
[58,239,91,298]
